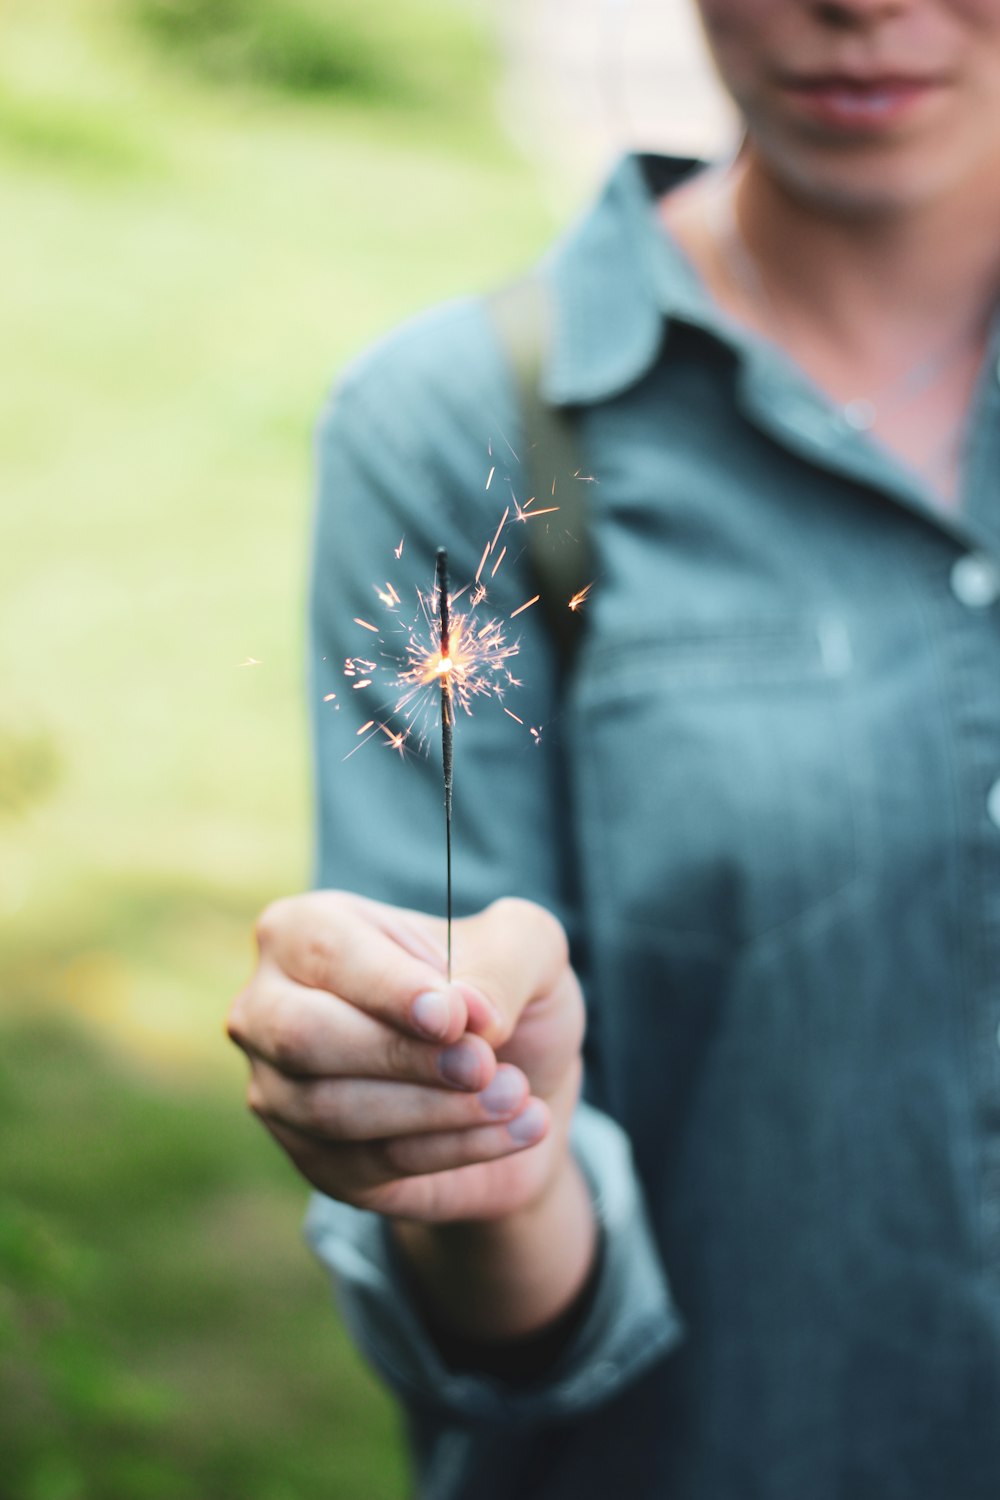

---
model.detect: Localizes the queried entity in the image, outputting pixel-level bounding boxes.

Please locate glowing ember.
[336,478,583,763]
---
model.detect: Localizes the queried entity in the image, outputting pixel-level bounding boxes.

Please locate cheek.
[696,0,788,40]
[695,0,783,95]
[952,0,1000,19]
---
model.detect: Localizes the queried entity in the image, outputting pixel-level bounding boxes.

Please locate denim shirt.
[305,155,1000,1499]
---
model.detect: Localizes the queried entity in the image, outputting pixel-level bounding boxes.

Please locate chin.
[749,127,969,222]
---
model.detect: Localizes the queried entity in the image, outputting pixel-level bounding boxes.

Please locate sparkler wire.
[435,548,454,979]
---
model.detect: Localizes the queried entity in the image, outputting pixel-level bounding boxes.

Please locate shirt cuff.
[303,1101,684,1424]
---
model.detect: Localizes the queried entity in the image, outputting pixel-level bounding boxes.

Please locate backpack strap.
[487,276,592,667]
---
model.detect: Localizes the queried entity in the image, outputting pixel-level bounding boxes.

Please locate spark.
[436,548,455,977]
[239,657,261,667]
[496,425,519,461]
[568,582,594,612]
[486,466,495,491]
[514,496,559,523]
[394,538,405,559]
[489,508,509,553]
[392,597,520,729]
[341,552,523,760]
[323,693,337,702]
[339,488,560,763]
[378,724,408,756]
[343,718,390,762]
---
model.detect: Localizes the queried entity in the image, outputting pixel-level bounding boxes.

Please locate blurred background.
[0,2,728,1495]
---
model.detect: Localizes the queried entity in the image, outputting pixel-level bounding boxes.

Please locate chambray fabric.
[306,155,1000,1499]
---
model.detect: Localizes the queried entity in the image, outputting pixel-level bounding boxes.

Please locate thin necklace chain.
[704,180,988,498]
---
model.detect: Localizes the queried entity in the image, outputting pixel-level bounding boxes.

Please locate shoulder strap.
[487,277,591,666]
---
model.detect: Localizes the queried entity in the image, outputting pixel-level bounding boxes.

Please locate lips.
[778,75,943,132]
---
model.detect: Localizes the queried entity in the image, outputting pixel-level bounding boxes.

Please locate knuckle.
[300,929,341,993]
[563,972,587,1048]
[266,1010,315,1073]
[304,1082,347,1138]
[254,898,288,952]
[377,1136,416,1178]
[533,904,570,968]
[225,990,249,1047]
[385,1027,419,1080]
[488,894,530,926]
[490,897,568,967]
[369,951,404,1008]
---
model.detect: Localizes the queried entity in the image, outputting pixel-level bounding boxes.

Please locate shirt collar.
[541,153,719,408]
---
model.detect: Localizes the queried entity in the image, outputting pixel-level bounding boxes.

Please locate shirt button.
[950,553,1000,608]
[988,778,1000,830]
[842,398,876,432]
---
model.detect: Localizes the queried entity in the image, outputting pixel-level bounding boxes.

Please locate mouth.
[777,74,945,133]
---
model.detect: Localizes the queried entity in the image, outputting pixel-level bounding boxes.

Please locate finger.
[247,1061,530,1141]
[451,897,571,1046]
[260,1098,551,1199]
[254,892,488,1044]
[233,975,496,1089]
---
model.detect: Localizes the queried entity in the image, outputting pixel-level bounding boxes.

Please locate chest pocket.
[571,617,864,950]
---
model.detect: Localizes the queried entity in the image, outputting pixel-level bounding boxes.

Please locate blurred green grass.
[0,1017,407,1499]
[0,0,555,1492]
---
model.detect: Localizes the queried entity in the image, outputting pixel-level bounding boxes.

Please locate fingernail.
[477,1068,525,1118]
[508,1100,546,1147]
[437,1042,483,1090]
[412,991,450,1040]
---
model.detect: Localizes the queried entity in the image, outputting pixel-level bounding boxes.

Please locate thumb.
[451,897,572,1047]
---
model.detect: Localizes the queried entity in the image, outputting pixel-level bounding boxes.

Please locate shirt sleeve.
[306,1101,683,1423]
[303,297,682,1422]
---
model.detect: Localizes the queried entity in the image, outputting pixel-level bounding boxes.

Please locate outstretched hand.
[227,892,586,1224]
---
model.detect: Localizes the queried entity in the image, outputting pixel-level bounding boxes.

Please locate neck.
[735,146,1000,360]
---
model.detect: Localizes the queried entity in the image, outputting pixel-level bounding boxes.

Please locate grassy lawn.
[0,1018,407,1499]
[0,2,555,1493]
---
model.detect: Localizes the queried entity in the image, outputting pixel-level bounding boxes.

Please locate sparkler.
[335,477,594,977]
[435,547,455,977]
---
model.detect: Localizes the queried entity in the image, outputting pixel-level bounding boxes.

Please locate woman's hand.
[226,891,586,1225]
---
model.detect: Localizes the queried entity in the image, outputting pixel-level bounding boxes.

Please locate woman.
[227,0,1000,1494]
